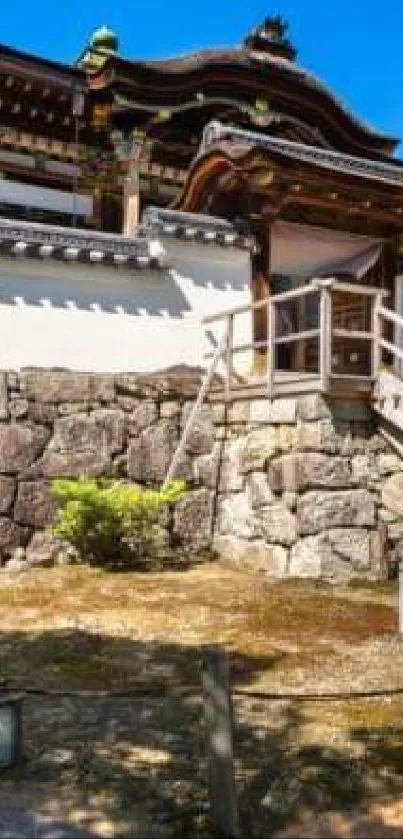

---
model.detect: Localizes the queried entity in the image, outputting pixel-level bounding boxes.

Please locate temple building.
[0,16,401,377]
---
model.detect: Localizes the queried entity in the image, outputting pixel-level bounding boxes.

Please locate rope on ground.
[2,683,403,701]
[232,686,403,702]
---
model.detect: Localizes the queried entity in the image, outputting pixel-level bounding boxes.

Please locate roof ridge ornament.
[244,14,297,61]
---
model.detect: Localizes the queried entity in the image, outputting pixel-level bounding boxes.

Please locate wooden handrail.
[332,328,373,341]
[380,338,403,364]
[378,305,403,330]
[202,279,388,327]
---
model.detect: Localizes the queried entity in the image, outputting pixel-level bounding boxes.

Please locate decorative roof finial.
[244,15,296,61]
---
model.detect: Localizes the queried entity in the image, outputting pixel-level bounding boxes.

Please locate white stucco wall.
[0,238,251,374]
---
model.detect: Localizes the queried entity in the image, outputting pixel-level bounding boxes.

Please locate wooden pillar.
[123,176,140,235]
[250,223,271,375]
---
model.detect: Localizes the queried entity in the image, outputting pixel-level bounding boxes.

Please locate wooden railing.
[203,278,388,399]
[164,279,403,485]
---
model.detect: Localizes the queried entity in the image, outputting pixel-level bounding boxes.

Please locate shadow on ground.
[1,629,403,837]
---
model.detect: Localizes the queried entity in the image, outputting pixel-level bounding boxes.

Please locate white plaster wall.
[0,239,252,374]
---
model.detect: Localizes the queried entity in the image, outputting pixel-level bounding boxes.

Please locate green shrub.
[51,477,186,569]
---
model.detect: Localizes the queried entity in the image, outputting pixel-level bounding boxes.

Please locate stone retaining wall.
[0,370,402,579]
[211,394,403,580]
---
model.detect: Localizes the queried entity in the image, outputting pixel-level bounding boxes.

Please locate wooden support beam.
[202,647,241,839]
[250,222,271,375]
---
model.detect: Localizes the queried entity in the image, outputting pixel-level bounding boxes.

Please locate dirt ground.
[1,563,403,837]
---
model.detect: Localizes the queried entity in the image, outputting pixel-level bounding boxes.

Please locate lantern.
[0,693,23,769]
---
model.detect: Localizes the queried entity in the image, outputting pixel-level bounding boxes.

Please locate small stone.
[160,401,181,418]
[25,532,64,568]
[0,373,8,420]
[257,503,297,546]
[246,471,274,508]
[351,454,378,484]
[277,425,298,452]
[7,372,18,390]
[6,546,27,571]
[379,507,398,523]
[387,521,403,541]
[9,398,28,419]
[128,400,159,435]
[0,476,15,513]
[239,427,279,473]
[283,491,297,511]
[58,403,88,416]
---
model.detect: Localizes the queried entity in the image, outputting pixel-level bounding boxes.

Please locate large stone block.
[296,419,345,454]
[38,414,111,478]
[226,401,250,424]
[297,489,375,534]
[257,504,297,546]
[268,453,352,493]
[327,528,370,570]
[238,427,278,473]
[289,534,326,578]
[382,473,403,517]
[267,398,297,424]
[91,409,126,454]
[378,453,403,476]
[0,477,15,514]
[181,403,214,455]
[216,493,258,539]
[14,481,55,528]
[28,402,57,425]
[173,488,214,549]
[0,518,29,555]
[213,534,288,576]
[296,393,331,422]
[0,424,49,474]
[20,371,114,403]
[128,418,192,485]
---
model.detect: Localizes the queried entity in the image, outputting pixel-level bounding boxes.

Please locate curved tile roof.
[97,46,398,153]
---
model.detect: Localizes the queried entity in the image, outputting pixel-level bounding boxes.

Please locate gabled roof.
[200,123,403,188]
[89,45,398,158]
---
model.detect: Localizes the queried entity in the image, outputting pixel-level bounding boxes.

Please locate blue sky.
[3,0,403,152]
